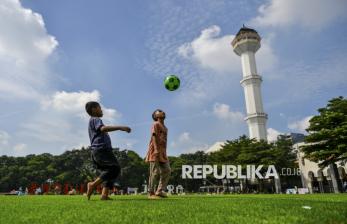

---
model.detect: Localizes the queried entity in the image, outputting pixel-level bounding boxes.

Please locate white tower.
[232,27,267,141]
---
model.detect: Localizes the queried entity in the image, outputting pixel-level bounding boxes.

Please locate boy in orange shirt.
[145,109,171,199]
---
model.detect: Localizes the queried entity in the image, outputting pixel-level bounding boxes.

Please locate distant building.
[205,142,225,154]
[281,133,347,193]
[294,143,347,193]
[279,133,347,193]
[278,133,305,144]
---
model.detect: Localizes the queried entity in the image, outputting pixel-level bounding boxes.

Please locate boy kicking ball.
[145,109,171,199]
[85,101,131,200]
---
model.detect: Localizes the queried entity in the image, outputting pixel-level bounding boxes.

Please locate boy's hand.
[122,127,131,133]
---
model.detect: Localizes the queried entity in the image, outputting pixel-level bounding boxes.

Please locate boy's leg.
[156,162,171,197]
[87,177,103,200]
[89,149,120,200]
[87,149,103,200]
[101,187,110,200]
[148,162,160,197]
[100,165,120,200]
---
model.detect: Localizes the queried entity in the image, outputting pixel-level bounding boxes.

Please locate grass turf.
[0,194,346,224]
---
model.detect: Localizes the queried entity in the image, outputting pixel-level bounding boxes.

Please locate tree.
[301,96,347,192]
[178,151,209,192]
[115,149,147,190]
[0,147,148,192]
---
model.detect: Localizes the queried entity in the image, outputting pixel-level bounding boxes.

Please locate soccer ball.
[164,75,180,91]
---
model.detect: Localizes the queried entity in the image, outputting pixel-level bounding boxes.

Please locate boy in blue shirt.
[85,101,131,200]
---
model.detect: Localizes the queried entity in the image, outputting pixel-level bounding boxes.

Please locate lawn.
[0,194,346,224]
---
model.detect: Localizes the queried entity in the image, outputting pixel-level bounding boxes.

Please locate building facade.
[294,142,347,193]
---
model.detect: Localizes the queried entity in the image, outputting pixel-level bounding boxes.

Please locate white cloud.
[0,2,127,156]
[16,90,121,154]
[170,131,209,154]
[267,128,282,142]
[0,0,58,62]
[213,103,244,123]
[178,25,239,74]
[41,91,101,113]
[250,0,347,30]
[0,0,58,100]
[0,131,10,145]
[41,90,120,122]
[178,25,277,74]
[13,143,27,156]
[288,116,313,133]
[173,26,277,106]
[178,132,191,142]
[170,132,191,148]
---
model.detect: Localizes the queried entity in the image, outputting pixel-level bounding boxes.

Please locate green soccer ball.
[164,75,180,91]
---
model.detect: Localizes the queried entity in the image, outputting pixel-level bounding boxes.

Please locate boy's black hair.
[152,109,165,121]
[85,101,100,116]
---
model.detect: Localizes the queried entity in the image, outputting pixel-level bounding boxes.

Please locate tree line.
[0,96,346,193]
[0,136,298,193]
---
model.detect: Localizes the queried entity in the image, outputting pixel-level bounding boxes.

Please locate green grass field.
[0,194,346,224]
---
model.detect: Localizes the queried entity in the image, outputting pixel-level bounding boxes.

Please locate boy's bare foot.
[100,195,113,200]
[148,192,160,200]
[155,191,168,198]
[148,194,160,199]
[86,182,94,200]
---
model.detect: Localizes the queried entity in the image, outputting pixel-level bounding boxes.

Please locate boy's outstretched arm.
[100,125,131,133]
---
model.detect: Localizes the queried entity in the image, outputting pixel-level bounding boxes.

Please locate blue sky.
[0,0,346,157]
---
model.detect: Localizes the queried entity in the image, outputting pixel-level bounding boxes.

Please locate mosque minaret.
[232,26,268,141]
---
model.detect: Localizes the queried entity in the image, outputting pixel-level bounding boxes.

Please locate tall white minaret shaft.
[232,27,268,141]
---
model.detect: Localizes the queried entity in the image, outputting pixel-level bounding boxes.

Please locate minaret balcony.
[244,112,268,121]
[240,74,262,86]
